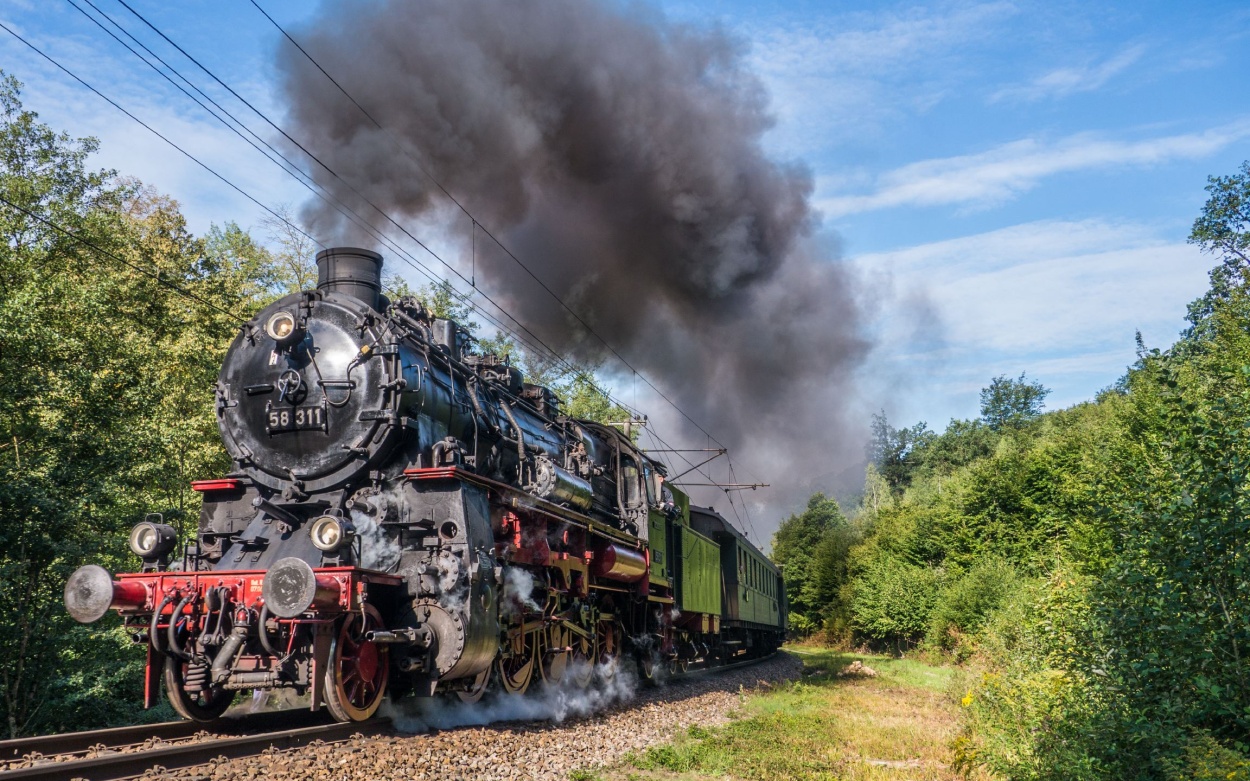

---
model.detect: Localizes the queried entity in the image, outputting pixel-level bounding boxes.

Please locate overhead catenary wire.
[55,0,640,424]
[0,22,324,255]
[244,0,736,456]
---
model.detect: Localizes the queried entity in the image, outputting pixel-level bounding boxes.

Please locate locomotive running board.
[403,466,638,544]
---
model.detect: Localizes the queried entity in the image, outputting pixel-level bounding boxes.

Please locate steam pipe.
[167,594,195,660]
[498,399,526,479]
[257,604,282,659]
[150,594,174,654]
[211,628,247,685]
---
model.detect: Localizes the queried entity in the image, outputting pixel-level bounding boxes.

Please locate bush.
[926,558,1017,655]
[954,570,1104,781]
[847,555,941,648]
[1160,732,1250,781]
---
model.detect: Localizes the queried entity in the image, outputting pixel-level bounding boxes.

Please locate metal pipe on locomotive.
[64,248,786,722]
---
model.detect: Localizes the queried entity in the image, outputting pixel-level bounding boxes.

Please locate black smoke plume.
[276,0,874,531]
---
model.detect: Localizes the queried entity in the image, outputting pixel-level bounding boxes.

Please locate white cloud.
[991,44,1147,103]
[857,219,1212,423]
[744,2,1018,153]
[817,120,1250,217]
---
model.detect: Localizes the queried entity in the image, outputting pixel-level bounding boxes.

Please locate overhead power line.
[9,6,737,508]
[245,0,731,454]
[0,20,322,253]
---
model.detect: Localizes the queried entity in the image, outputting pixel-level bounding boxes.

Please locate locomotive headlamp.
[128,521,177,559]
[309,515,355,552]
[264,311,303,346]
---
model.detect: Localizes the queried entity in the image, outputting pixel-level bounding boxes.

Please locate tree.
[259,203,316,293]
[915,418,998,476]
[1190,160,1250,269]
[979,373,1049,430]
[0,74,288,736]
[866,411,933,492]
[771,493,851,634]
[1184,160,1250,347]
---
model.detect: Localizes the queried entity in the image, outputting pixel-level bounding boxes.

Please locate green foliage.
[926,558,1017,655]
[803,160,1250,778]
[913,417,999,476]
[948,160,1250,778]
[415,277,478,327]
[979,372,1049,430]
[1184,161,1250,350]
[1160,732,1250,781]
[953,570,1105,781]
[846,555,941,646]
[770,494,854,636]
[0,74,288,737]
[866,410,933,492]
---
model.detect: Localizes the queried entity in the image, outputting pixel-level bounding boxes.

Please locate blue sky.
[4,0,1249,438]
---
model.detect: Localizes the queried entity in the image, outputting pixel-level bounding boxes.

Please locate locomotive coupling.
[64,565,147,623]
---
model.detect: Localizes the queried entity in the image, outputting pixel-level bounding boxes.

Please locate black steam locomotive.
[65,248,785,722]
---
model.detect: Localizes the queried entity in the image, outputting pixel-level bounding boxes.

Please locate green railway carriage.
[685,504,786,658]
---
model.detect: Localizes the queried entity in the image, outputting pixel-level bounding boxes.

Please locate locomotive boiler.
[64,247,785,722]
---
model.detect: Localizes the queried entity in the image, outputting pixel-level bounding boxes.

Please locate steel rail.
[0,709,335,761]
[671,650,777,682]
[1,652,777,780]
[1,717,389,781]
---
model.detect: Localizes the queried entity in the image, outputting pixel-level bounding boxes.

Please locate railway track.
[0,711,391,781]
[0,652,774,781]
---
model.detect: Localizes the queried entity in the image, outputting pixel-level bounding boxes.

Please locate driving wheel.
[541,623,571,684]
[498,627,536,694]
[324,605,389,722]
[456,667,491,704]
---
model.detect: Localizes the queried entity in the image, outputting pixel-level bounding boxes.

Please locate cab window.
[620,454,642,508]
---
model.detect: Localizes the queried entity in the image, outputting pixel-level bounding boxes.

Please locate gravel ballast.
[142,653,802,781]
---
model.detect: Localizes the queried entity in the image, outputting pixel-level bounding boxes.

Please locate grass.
[576,647,995,781]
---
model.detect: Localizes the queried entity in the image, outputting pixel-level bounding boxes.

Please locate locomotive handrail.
[402,466,641,546]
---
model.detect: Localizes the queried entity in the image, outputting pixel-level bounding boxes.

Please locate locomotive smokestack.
[316,247,383,310]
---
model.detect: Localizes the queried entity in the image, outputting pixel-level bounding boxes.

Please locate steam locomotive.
[64,248,785,722]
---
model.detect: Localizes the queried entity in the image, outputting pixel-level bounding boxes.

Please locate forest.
[774,161,1250,777]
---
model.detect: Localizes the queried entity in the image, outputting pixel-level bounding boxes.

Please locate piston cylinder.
[530,457,593,510]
